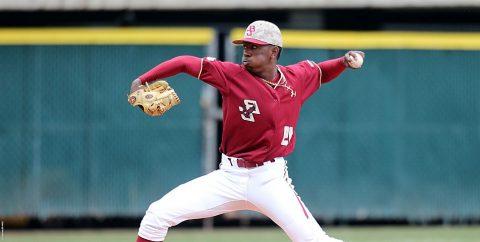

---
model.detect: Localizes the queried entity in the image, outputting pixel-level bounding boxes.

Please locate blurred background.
[1,1,480,242]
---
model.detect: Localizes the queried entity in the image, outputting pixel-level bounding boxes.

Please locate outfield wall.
[0,28,213,217]
[284,49,480,221]
[1,28,479,221]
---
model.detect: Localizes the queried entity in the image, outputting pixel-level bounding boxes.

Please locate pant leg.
[247,160,341,242]
[138,168,248,241]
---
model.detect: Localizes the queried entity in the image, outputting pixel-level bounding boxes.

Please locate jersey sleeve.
[197,57,229,95]
[138,55,202,84]
[292,60,322,103]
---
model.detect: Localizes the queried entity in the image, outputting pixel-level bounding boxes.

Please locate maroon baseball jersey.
[198,57,322,163]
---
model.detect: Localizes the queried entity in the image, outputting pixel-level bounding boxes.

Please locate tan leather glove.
[128,80,180,117]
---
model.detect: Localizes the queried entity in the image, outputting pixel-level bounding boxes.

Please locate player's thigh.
[248,176,325,242]
[139,169,250,241]
[146,169,247,223]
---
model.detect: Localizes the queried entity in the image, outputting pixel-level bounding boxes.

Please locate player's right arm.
[296,51,365,103]
[317,51,365,84]
[130,55,202,93]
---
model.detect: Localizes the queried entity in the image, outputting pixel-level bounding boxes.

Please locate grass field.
[3,226,480,242]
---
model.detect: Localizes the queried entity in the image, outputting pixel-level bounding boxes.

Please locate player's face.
[242,42,276,71]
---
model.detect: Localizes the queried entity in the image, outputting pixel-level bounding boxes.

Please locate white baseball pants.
[138,154,342,242]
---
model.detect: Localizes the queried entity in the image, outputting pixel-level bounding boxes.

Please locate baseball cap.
[232,20,283,47]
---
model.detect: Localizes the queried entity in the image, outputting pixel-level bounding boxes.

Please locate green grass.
[3,226,480,242]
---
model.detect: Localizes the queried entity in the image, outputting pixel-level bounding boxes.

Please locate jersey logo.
[239,99,260,122]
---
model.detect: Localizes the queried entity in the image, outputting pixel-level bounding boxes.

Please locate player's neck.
[251,64,278,82]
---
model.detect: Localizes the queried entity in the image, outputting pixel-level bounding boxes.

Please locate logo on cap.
[246,25,256,36]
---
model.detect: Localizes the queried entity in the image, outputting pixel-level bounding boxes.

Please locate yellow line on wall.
[232,28,480,50]
[0,27,214,45]
[2,27,480,50]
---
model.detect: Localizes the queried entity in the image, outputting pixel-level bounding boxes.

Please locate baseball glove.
[128,80,180,117]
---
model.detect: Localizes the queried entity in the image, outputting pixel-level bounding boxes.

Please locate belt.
[221,153,276,168]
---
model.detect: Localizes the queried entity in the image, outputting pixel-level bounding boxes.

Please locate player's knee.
[138,201,174,242]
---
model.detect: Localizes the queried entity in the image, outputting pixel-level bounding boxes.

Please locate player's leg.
[247,159,342,242]
[137,167,251,242]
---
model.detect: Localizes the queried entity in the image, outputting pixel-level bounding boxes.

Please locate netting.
[0,45,206,217]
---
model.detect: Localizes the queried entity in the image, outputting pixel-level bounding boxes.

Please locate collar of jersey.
[276,65,286,84]
[271,66,286,89]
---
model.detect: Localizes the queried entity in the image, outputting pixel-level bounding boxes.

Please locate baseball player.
[131,20,364,242]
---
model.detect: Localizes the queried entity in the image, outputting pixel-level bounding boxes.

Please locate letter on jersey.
[281,126,294,146]
[239,99,260,122]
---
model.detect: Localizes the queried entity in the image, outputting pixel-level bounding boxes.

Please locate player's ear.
[270,46,280,60]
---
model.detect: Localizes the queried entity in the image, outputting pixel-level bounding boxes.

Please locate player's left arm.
[319,50,365,84]
[130,56,202,93]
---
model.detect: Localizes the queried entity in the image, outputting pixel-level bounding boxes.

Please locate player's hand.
[343,51,365,69]
[130,78,143,93]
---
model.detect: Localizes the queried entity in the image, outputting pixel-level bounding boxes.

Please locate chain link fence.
[0,45,206,217]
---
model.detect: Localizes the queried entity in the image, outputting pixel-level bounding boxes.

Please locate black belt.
[228,158,275,168]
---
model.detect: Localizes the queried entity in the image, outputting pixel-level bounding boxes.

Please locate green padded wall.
[0,45,206,217]
[2,44,479,221]
[280,49,480,221]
